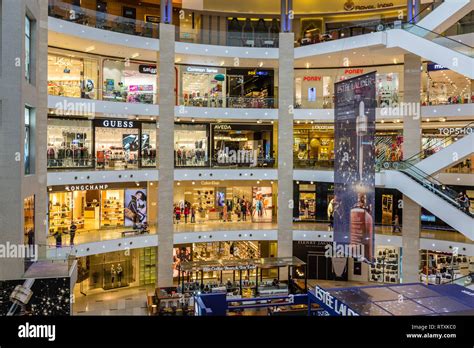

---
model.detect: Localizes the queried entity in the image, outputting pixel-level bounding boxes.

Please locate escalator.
[383,160,474,239]
[416,0,473,33]
[385,22,474,78]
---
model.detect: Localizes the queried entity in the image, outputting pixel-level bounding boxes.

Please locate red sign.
[344,69,364,75]
[303,76,322,81]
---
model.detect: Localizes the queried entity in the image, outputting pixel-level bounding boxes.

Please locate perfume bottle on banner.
[350,193,373,260]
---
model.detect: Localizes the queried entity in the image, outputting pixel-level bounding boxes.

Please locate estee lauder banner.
[333,72,376,262]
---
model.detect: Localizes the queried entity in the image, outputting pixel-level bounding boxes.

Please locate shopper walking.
[175,205,181,224]
[190,206,196,223]
[392,214,401,233]
[241,201,247,221]
[327,198,334,231]
[69,222,77,246]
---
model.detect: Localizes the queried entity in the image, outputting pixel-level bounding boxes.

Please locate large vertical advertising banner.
[334,72,376,261]
[124,189,147,226]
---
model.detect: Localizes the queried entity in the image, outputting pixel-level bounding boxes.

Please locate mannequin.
[110,264,116,288]
[116,263,123,287]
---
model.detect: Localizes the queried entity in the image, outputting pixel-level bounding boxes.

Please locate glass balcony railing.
[178,95,277,109]
[47,157,157,171]
[177,28,279,48]
[48,0,159,39]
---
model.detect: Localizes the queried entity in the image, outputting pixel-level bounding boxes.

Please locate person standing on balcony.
[69,222,77,246]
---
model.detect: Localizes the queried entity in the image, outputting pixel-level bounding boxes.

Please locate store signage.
[303,76,322,81]
[145,15,160,23]
[248,70,270,76]
[202,265,257,272]
[95,119,137,128]
[427,63,448,72]
[313,286,359,316]
[344,69,364,75]
[65,184,109,192]
[186,66,219,74]
[213,124,232,130]
[438,127,473,136]
[50,182,146,192]
[138,64,157,75]
[200,181,221,186]
[343,0,394,11]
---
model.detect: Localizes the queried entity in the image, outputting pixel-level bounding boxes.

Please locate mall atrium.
[0,0,473,323]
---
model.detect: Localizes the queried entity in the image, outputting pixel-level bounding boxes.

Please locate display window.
[295,66,402,108]
[47,118,93,169]
[212,124,274,167]
[23,195,35,246]
[226,68,275,108]
[226,17,279,47]
[174,123,209,167]
[421,63,473,106]
[141,122,157,167]
[48,52,98,99]
[180,66,226,107]
[94,119,140,170]
[174,182,275,224]
[293,124,334,169]
[369,246,401,283]
[420,250,472,284]
[48,184,148,241]
[298,185,316,221]
[103,59,157,104]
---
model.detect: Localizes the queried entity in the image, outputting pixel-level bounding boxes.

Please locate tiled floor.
[49,220,472,248]
[73,284,154,316]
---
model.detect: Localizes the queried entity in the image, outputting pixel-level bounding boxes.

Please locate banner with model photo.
[124,189,147,227]
[333,72,376,262]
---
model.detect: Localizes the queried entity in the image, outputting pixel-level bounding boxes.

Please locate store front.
[211,123,274,167]
[226,17,280,47]
[369,246,401,283]
[421,62,473,105]
[175,241,281,296]
[295,66,402,108]
[48,51,99,99]
[179,65,226,107]
[174,181,276,224]
[420,249,472,285]
[103,59,157,104]
[48,182,150,241]
[226,68,276,108]
[293,182,334,222]
[75,247,157,293]
[47,117,158,170]
[293,123,334,169]
[174,123,209,167]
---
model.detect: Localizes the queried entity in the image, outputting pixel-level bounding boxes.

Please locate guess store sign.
[94,119,139,128]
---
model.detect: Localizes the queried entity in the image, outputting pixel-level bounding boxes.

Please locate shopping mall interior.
[1,0,474,327]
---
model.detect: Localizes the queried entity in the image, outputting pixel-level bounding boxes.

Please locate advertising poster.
[252,187,273,222]
[0,277,71,316]
[173,245,192,277]
[333,72,376,261]
[124,188,147,226]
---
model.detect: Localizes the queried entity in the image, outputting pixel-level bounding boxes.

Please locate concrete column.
[277,32,294,267]
[401,53,422,283]
[0,0,48,280]
[156,23,175,288]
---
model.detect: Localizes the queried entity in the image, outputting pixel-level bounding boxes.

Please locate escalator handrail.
[403,121,474,164]
[402,22,474,50]
[407,1,444,25]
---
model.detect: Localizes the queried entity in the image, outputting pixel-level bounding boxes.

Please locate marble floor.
[73,284,154,316]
